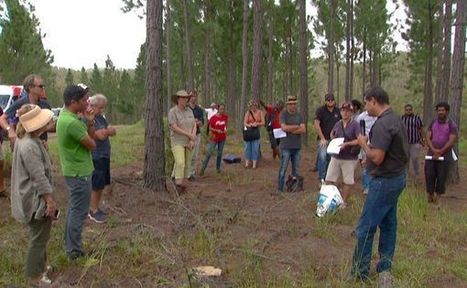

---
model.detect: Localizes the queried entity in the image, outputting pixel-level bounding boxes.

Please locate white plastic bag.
[316,182,344,217]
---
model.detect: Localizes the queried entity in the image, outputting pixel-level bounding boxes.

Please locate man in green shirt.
[57,84,96,260]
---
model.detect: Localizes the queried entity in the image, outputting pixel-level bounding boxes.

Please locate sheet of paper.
[452,150,458,161]
[273,128,287,139]
[327,137,344,155]
[425,156,445,161]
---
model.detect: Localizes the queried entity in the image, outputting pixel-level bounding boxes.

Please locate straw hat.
[19,105,53,132]
[175,90,190,97]
[286,95,298,104]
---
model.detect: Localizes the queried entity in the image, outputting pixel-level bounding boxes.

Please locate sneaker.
[67,250,85,260]
[88,209,107,223]
[41,273,52,284]
[377,271,394,288]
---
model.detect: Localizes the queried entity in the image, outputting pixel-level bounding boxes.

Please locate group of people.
[3,77,459,287]
[3,75,116,286]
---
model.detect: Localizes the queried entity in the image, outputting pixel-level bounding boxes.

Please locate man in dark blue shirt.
[187,91,204,180]
[88,94,116,223]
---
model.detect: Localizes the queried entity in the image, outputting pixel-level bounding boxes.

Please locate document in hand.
[327,137,345,155]
[273,128,287,139]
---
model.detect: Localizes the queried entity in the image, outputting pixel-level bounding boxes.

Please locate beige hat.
[175,90,190,97]
[286,95,298,104]
[19,105,53,132]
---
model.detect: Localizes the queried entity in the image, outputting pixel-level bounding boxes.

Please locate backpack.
[286,175,304,192]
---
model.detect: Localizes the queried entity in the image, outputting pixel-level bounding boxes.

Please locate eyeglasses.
[35,84,46,89]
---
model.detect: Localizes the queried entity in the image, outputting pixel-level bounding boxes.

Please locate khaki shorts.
[325,157,358,185]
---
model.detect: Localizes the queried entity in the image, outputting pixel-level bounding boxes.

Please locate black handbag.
[243,111,261,141]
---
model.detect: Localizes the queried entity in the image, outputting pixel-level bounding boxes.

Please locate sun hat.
[286,95,298,104]
[175,90,190,97]
[19,105,54,132]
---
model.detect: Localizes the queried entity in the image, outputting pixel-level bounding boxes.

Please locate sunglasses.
[35,84,46,89]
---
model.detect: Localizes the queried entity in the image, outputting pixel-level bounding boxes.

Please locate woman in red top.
[200,104,228,175]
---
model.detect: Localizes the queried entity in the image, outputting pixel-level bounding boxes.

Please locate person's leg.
[184,147,194,181]
[434,160,449,201]
[317,142,329,181]
[362,166,369,194]
[172,145,186,186]
[324,157,339,185]
[376,173,406,273]
[64,176,92,259]
[277,149,291,192]
[251,139,260,168]
[411,144,421,178]
[90,158,104,213]
[201,141,216,174]
[424,160,436,202]
[341,160,358,203]
[290,149,300,177]
[26,218,52,279]
[244,141,252,167]
[351,176,395,280]
[189,134,202,177]
[216,141,225,171]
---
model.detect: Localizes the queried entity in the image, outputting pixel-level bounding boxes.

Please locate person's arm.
[244,111,250,127]
[314,119,327,144]
[0,111,16,148]
[357,135,386,165]
[439,133,457,156]
[94,126,117,141]
[257,111,265,127]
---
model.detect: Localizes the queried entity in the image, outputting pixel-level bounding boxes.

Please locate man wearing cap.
[0,74,54,149]
[57,84,96,260]
[277,96,306,193]
[314,93,341,182]
[351,86,408,286]
[326,102,360,207]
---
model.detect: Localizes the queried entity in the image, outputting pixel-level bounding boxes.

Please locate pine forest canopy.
[0,0,465,130]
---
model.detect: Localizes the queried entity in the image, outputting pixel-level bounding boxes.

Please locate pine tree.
[65,69,74,86]
[0,0,54,84]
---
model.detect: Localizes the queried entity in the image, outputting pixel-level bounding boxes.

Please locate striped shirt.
[401,114,423,144]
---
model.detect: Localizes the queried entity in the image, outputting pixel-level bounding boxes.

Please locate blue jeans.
[201,141,225,172]
[64,175,92,258]
[244,139,260,161]
[362,167,370,190]
[277,148,301,192]
[351,172,406,279]
[317,142,330,181]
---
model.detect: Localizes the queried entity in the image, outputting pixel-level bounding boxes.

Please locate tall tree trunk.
[440,0,452,101]
[328,0,335,94]
[183,0,194,91]
[166,0,172,112]
[336,54,340,104]
[448,0,466,183]
[287,30,293,95]
[298,0,308,147]
[204,6,210,106]
[250,0,263,101]
[422,0,434,125]
[227,19,237,127]
[267,15,273,104]
[362,39,366,99]
[240,0,249,131]
[349,0,354,100]
[144,0,165,191]
[434,1,444,103]
[345,0,352,101]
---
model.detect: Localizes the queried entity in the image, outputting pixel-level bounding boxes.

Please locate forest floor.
[0,128,466,287]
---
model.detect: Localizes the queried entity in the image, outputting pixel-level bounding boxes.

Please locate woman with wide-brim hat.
[10,104,56,286]
[243,99,265,169]
[168,90,197,193]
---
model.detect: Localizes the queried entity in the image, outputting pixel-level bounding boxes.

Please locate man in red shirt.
[200,104,228,175]
[260,100,284,159]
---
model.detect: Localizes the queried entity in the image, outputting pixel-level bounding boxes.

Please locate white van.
[0,85,22,112]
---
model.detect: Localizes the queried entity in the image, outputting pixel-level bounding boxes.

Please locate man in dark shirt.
[401,104,425,179]
[351,86,408,286]
[260,99,284,159]
[187,91,205,180]
[277,96,306,193]
[0,74,54,149]
[313,93,341,181]
[88,94,116,223]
